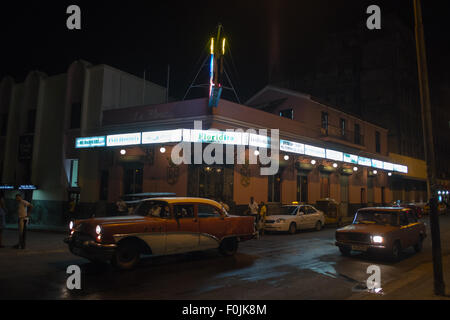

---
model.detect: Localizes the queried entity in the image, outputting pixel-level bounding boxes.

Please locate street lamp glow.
[120,149,126,155]
[254,150,260,156]
[373,170,378,175]
[160,147,166,153]
[388,172,392,176]
[284,155,289,161]
[311,159,316,165]
[353,166,358,172]
[332,163,338,168]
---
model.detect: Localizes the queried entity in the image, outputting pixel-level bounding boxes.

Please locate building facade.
[0,61,167,226]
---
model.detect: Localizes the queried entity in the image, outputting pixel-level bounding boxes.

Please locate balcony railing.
[320,126,365,146]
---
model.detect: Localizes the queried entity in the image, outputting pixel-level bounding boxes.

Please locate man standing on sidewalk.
[14,194,33,250]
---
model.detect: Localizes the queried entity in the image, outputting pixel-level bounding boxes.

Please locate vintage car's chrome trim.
[64,237,117,249]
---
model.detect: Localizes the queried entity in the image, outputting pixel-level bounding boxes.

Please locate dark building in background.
[281,14,426,163]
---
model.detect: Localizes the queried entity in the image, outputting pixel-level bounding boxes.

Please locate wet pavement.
[1,215,449,299]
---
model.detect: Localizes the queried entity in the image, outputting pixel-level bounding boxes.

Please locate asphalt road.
[1,215,449,300]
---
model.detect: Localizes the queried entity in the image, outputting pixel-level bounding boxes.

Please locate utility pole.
[413,0,446,296]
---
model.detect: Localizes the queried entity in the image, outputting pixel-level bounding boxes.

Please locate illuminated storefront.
[72,97,417,216]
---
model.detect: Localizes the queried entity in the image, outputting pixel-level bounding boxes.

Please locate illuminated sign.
[189,130,243,145]
[394,164,408,174]
[249,133,270,148]
[18,185,37,190]
[326,149,343,161]
[0,185,14,190]
[75,136,106,148]
[372,159,384,169]
[383,162,394,171]
[106,133,141,147]
[358,157,372,167]
[280,140,305,154]
[343,153,358,164]
[305,144,325,158]
[142,129,182,144]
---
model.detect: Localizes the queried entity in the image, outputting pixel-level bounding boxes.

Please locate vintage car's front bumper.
[335,241,387,252]
[64,233,117,262]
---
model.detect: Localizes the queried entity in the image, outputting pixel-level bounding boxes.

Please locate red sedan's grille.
[337,232,371,244]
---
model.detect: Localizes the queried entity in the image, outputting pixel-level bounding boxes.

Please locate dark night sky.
[0,1,449,101]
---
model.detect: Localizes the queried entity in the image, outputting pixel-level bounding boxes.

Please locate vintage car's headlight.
[372,235,384,244]
[276,218,286,223]
[69,221,74,230]
[95,225,102,235]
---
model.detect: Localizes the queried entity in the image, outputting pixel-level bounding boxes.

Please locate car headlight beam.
[95,225,102,235]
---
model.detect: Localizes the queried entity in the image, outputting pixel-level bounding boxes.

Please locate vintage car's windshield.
[354,211,398,226]
[134,200,171,218]
[279,206,298,215]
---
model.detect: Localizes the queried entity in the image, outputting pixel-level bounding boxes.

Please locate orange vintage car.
[335,207,427,260]
[64,197,256,269]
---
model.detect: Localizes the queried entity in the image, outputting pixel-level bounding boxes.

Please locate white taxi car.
[264,204,325,234]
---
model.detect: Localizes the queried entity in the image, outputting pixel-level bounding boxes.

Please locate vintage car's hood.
[265,215,296,221]
[337,223,398,234]
[77,215,148,227]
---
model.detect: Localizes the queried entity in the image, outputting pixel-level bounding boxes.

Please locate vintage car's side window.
[173,204,195,219]
[134,201,152,216]
[198,204,221,218]
[399,212,409,226]
[298,206,306,215]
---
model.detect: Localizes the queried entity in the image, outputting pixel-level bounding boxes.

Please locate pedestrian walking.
[14,194,33,250]
[258,201,267,236]
[0,192,7,248]
[248,196,260,238]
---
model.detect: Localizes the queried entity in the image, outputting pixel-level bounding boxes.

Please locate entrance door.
[368,177,374,206]
[268,173,281,202]
[123,162,143,195]
[297,174,308,203]
[340,175,349,217]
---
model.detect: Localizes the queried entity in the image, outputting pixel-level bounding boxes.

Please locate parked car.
[264,204,325,234]
[335,207,426,260]
[423,202,447,215]
[64,197,256,269]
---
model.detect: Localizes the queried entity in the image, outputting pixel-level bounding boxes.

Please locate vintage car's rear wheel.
[288,222,297,235]
[219,237,239,256]
[414,235,424,253]
[112,240,141,270]
[339,246,351,256]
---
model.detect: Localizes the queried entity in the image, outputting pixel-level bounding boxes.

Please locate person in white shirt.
[248,196,259,215]
[14,194,33,249]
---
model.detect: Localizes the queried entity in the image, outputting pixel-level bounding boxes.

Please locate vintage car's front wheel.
[219,237,238,256]
[390,241,402,261]
[111,240,141,270]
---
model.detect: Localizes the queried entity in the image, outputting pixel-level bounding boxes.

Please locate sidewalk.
[350,254,450,300]
[5,223,67,233]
